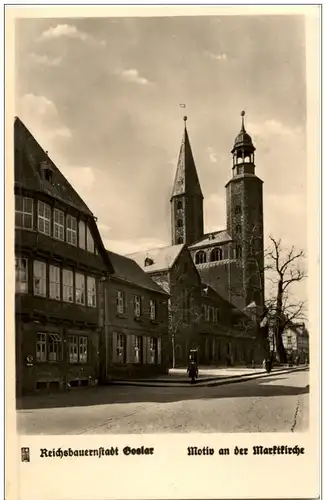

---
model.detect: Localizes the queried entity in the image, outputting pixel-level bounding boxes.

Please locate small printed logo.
[21,447,30,463]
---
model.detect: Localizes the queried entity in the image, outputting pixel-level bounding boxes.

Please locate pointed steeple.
[171,116,203,200]
[170,116,204,246]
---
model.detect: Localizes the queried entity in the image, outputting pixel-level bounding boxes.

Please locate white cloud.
[206,146,218,163]
[118,68,150,85]
[40,24,89,41]
[29,53,62,66]
[17,93,72,148]
[205,51,228,61]
[249,119,302,139]
[104,237,166,255]
[64,166,95,193]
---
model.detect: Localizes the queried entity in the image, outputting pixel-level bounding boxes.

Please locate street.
[17,370,309,434]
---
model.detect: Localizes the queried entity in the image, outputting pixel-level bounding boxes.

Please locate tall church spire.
[171,116,203,200]
[170,117,204,246]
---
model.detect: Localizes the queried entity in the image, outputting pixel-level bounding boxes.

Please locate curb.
[110,366,308,388]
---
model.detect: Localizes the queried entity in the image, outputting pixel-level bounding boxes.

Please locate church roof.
[189,229,232,249]
[107,250,168,295]
[128,244,184,273]
[14,117,93,216]
[171,118,203,199]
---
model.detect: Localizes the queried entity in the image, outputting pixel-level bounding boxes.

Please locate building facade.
[14,117,114,395]
[129,244,259,367]
[99,251,169,381]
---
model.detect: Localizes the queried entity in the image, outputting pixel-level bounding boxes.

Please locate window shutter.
[143,336,147,364]
[112,332,117,363]
[157,337,161,365]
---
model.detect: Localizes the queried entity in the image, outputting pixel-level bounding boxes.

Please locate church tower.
[171,116,204,246]
[226,111,265,312]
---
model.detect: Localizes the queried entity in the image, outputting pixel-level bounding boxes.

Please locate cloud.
[29,53,62,66]
[40,24,89,41]
[206,146,218,163]
[64,166,95,194]
[118,68,150,85]
[205,51,228,61]
[249,119,302,139]
[103,237,166,255]
[16,93,72,150]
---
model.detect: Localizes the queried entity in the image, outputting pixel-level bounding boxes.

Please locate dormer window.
[41,161,54,184]
[144,257,154,267]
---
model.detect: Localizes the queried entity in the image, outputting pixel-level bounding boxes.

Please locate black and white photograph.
[5,5,320,500]
[13,10,313,435]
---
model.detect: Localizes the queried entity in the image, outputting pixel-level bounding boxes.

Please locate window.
[68,336,78,363]
[149,299,156,320]
[37,201,51,236]
[210,247,223,262]
[87,277,96,307]
[195,251,206,264]
[43,168,53,183]
[36,333,46,362]
[33,261,47,297]
[177,237,183,244]
[15,257,28,293]
[235,205,242,215]
[134,295,141,317]
[116,334,125,363]
[48,333,61,361]
[176,200,183,210]
[49,265,61,300]
[15,196,33,229]
[63,269,74,303]
[213,308,219,323]
[66,215,77,246]
[117,291,125,314]
[236,225,242,234]
[53,209,64,241]
[134,336,142,363]
[75,273,85,305]
[205,305,210,322]
[79,337,88,363]
[68,336,88,363]
[86,226,95,253]
[177,219,183,227]
[149,337,157,364]
[79,220,86,249]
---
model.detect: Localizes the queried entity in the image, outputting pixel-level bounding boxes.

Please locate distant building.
[14,118,114,395]
[269,322,309,363]
[98,251,169,381]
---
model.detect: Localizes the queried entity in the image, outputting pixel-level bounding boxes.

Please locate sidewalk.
[110,365,309,388]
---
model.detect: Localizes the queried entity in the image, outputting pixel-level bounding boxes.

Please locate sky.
[14,14,307,304]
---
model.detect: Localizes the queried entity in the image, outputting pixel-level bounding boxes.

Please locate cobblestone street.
[17,370,309,434]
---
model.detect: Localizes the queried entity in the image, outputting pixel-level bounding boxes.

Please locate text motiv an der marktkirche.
[37,445,306,460]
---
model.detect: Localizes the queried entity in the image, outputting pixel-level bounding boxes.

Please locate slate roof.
[107,250,168,295]
[14,117,93,216]
[171,123,203,199]
[189,229,232,249]
[128,244,184,273]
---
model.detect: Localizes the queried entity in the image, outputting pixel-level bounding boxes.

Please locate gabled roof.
[128,244,184,273]
[189,229,232,249]
[171,121,203,199]
[14,117,93,216]
[107,250,168,295]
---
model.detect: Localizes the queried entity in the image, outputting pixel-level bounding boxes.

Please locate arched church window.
[176,200,183,210]
[236,225,241,234]
[177,237,183,244]
[235,205,242,215]
[195,251,206,264]
[210,247,223,262]
[236,245,242,259]
[177,219,183,227]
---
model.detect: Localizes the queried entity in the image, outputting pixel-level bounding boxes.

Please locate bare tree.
[265,236,307,363]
